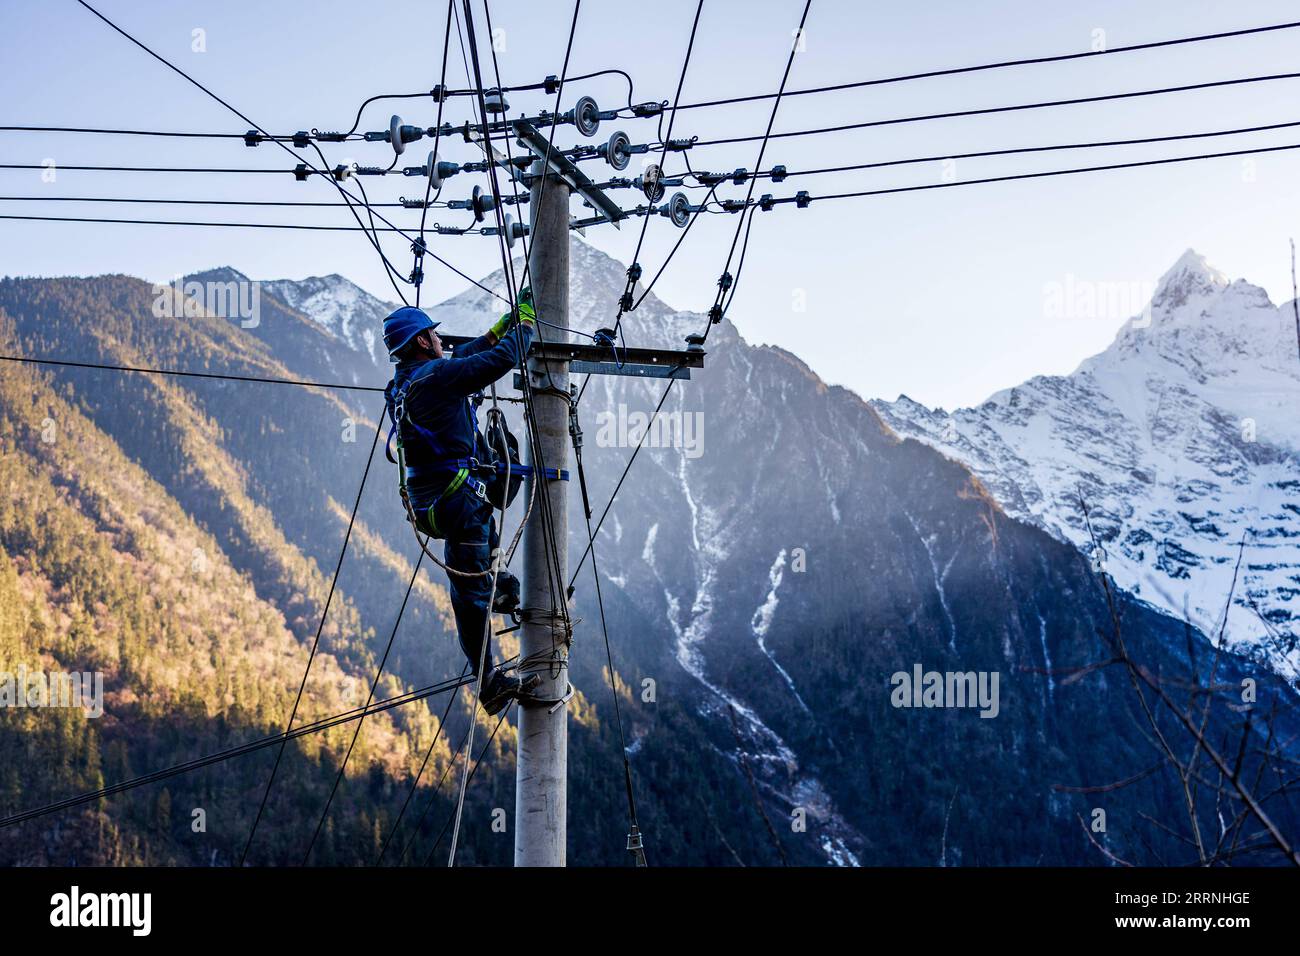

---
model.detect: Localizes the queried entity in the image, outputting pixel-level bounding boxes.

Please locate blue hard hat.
[383,306,440,361]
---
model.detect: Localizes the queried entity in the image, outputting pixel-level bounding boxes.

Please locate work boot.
[478,665,537,716]
[491,568,521,615]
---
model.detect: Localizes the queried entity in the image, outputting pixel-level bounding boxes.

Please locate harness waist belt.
[405,458,570,482]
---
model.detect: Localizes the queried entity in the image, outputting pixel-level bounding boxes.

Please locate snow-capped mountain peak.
[260,273,398,368]
[875,250,1300,682]
[1152,247,1229,309]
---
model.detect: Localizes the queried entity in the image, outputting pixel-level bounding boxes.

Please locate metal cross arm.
[512,119,624,228]
[442,334,705,380]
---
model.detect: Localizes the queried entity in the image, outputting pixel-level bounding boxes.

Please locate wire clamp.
[292,131,312,148]
[759,193,775,212]
[243,130,263,147]
[517,681,575,714]
[769,164,787,183]
[795,190,811,209]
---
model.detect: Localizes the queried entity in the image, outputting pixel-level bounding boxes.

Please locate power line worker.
[383,289,536,715]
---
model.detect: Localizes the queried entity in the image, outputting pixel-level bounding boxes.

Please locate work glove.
[488,287,536,339]
[516,286,536,325]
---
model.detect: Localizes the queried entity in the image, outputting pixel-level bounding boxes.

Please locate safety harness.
[384,376,567,539]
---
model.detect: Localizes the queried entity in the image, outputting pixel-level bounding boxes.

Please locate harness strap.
[406,458,571,482]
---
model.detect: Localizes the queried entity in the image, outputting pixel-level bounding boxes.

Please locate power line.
[688,70,1300,148]
[302,550,426,864]
[568,364,683,590]
[421,704,514,866]
[73,0,507,307]
[0,125,353,141]
[239,403,385,865]
[469,0,581,663]
[0,194,426,208]
[0,671,477,831]
[415,0,458,308]
[703,0,811,342]
[394,708,475,865]
[0,213,417,231]
[573,0,811,587]
[610,0,704,341]
[439,0,564,867]
[749,119,1300,181]
[0,70,638,142]
[0,163,286,174]
[0,353,386,392]
[760,139,1300,206]
[671,19,1300,111]
[570,403,646,864]
[376,663,468,864]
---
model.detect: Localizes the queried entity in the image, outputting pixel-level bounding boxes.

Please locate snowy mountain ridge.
[260,273,397,369]
[874,250,1300,681]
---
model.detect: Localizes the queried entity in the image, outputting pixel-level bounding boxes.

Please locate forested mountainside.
[0,274,809,866]
[1,248,1296,866]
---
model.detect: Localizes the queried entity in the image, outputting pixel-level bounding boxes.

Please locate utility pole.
[515,159,571,867]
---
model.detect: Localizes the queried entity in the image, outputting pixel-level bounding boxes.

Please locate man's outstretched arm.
[457,287,536,358]
[430,316,535,397]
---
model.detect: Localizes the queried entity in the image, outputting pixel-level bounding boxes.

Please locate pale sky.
[3,0,1300,408]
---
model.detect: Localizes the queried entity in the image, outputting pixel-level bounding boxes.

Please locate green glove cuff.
[489,313,512,339]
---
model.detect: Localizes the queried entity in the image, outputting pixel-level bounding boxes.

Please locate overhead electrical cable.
[0,671,478,831]
[72,0,510,307]
[670,19,1300,112]
[302,551,427,864]
[239,407,385,865]
[687,70,1300,148]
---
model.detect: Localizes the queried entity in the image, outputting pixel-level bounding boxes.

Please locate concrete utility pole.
[514,159,571,867]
